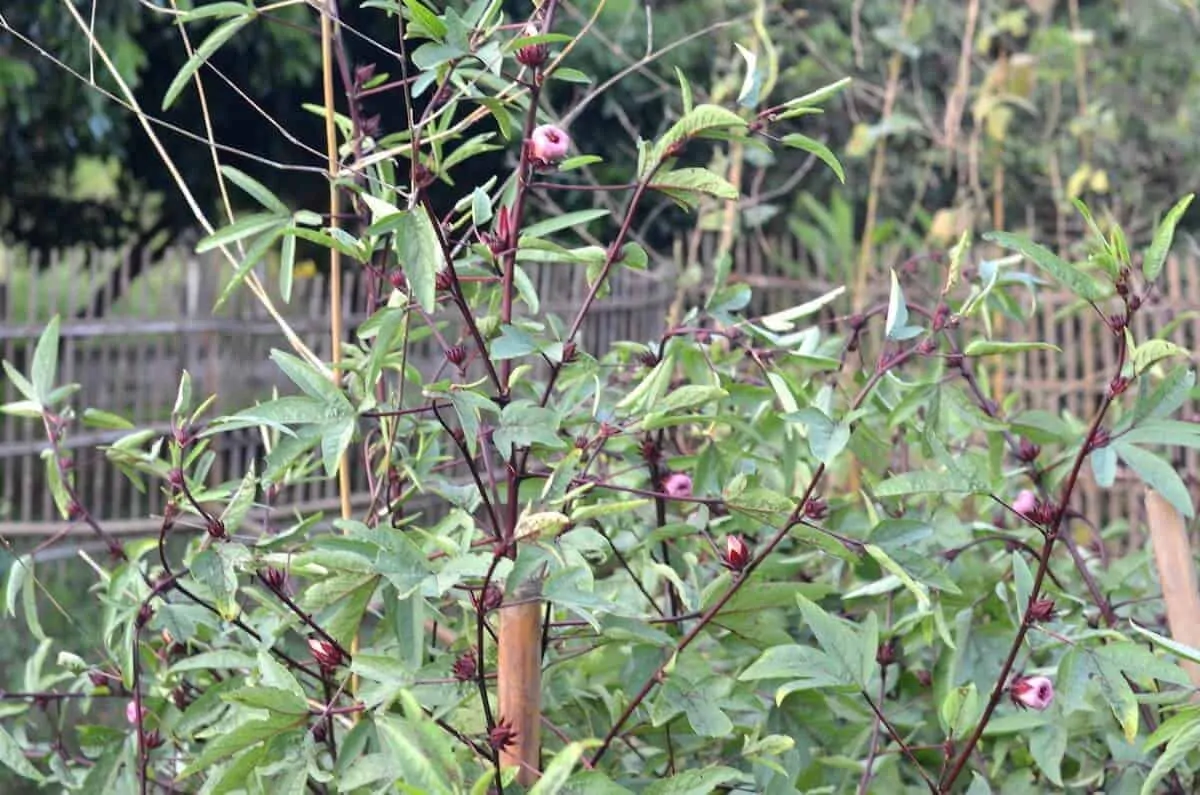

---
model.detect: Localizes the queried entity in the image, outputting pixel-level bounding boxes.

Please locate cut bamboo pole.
[497,578,544,785]
[1145,489,1200,689]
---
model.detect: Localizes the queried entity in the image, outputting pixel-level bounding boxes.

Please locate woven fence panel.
[678,230,1200,536]
[0,245,673,535]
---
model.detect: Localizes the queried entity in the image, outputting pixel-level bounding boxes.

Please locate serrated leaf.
[1143,193,1195,281]
[1131,339,1189,375]
[650,168,740,200]
[984,231,1107,301]
[648,105,748,170]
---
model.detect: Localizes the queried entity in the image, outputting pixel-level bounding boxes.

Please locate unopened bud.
[721,534,750,573]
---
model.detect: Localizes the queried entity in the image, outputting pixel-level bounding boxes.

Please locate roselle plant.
[4,1,1200,794]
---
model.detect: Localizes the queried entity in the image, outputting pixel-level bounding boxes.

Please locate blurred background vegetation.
[2,0,1199,790]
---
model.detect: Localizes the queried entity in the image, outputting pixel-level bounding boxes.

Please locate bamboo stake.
[498,578,544,785]
[1145,489,1200,690]
[319,0,357,696]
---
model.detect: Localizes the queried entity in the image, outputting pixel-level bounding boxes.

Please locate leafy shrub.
[3,2,1200,794]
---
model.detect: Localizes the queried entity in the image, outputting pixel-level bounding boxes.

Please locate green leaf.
[192,546,241,620]
[657,385,728,414]
[223,686,310,716]
[1143,193,1195,281]
[759,286,846,332]
[376,714,456,795]
[650,167,740,201]
[780,133,845,183]
[279,228,296,302]
[30,315,60,403]
[655,676,733,737]
[197,213,286,253]
[785,407,850,465]
[521,208,610,239]
[221,166,289,214]
[642,766,746,795]
[963,340,1061,357]
[163,13,253,110]
[939,683,982,738]
[493,401,565,458]
[1115,443,1194,518]
[648,105,748,170]
[1130,620,1200,667]
[984,231,1107,301]
[179,2,253,22]
[873,469,976,497]
[1134,366,1195,423]
[796,593,872,688]
[783,76,853,110]
[865,544,931,610]
[1131,339,1189,375]
[0,724,43,782]
[1142,721,1200,795]
[178,715,302,778]
[1028,724,1068,787]
[739,644,851,695]
[1090,445,1117,488]
[528,742,590,795]
[884,269,923,340]
[81,408,135,430]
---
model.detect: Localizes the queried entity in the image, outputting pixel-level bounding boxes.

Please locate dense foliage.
[3,2,1200,795]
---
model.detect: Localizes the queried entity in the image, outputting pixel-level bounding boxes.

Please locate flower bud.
[144,729,164,750]
[721,534,750,573]
[205,518,227,540]
[1009,674,1054,711]
[803,496,829,521]
[445,344,467,370]
[515,23,548,68]
[307,638,345,671]
[488,717,518,751]
[1028,598,1056,623]
[528,124,570,167]
[261,567,287,592]
[661,472,693,500]
[1016,438,1041,463]
[435,270,454,292]
[1012,489,1038,519]
[876,638,898,667]
[126,701,147,725]
[452,648,478,682]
